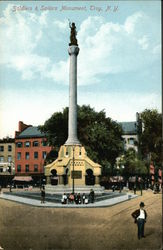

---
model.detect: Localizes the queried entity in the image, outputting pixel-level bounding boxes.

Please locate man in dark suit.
[131,202,147,239]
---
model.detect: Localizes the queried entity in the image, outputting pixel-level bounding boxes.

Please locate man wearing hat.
[131,202,147,239]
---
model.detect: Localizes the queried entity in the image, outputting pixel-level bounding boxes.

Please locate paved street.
[0,189,162,250]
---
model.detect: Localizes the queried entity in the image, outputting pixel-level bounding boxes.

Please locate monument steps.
[4,191,126,204]
[45,185,105,194]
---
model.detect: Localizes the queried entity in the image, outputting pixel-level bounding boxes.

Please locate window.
[8,155,12,162]
[42,140,47,146]
[16,142,23,148]
[25,165,29,172]
[8,145,12,151]
[33,141,39,147]
[42,151,47,159]
[24,141,31,147]
[34,152,38,159]
[17,165,21,172]
[25,152,30,160]
[17,152,21,160]
[128,138,134,145]
[0,156,4,162]
[0,168,3,173]
[65,149,68,157]
[0,146,4,152]
[34,164,38,172]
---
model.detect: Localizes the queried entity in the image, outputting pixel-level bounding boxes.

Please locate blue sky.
[0,1,161,138]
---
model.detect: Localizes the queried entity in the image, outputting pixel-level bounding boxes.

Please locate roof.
[0,138,15,143]
[16,126,46,139]
[119,122,137,135]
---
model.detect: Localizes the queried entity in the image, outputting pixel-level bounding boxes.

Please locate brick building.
[0,137,15,187]
[14,121,52,185]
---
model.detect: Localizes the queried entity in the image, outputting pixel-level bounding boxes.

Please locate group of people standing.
[61,189,95,205]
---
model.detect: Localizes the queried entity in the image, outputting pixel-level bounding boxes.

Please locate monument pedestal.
[45,145,102,193]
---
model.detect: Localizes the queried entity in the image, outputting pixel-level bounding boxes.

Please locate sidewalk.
[0,191,138,208]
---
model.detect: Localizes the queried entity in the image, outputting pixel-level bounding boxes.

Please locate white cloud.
[53,19,68,30]
[0,5,57,80]
[0,5,161,139]
[124,11,144,34]
[13,54,50,80]
[50,12,160,85]
[0,5,161,84]
[47,60,69,84]
[138,36,149,50]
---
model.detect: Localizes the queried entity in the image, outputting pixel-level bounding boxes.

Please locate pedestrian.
[61,193,67,204]
[85,197,88,204]
[133,183,136,194]
[89,189,95,203]
[77,193,82,204]
[112,185,115,192]
[74,193,78,204]
[41,186,45,203]
[82,193,86,204]
[131,202,147,239]
[68,193,74,204]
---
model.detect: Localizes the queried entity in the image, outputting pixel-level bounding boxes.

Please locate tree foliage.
[119,148,148,178]
[139,109,162,168]
[39,105,124,168]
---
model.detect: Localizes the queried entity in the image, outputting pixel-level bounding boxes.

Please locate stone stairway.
[45,184,105,194]
[4,190,126,204]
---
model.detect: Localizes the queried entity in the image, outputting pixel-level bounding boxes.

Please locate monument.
[45,22,103,193]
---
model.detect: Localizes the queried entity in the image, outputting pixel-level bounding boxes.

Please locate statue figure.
[69,22,78,46]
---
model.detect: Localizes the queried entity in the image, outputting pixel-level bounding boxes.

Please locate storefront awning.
[129,176,136,182]
[12,176,33,182]
[109,176,124,182]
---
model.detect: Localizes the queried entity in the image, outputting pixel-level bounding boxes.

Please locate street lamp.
[116,166,120,191]
[120,165,125,193]
[118,165,125,193]
[72,145,75,194]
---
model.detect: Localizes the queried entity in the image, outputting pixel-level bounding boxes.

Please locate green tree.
[139,109,162,168]
[119,148,148,179]
[39,105,124,170]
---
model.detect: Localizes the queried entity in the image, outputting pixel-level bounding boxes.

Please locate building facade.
[119,121,138,152]
[0,138,15,187]
[15,121,52,185]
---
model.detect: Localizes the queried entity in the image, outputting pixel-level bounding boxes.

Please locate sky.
[0,0,161,138]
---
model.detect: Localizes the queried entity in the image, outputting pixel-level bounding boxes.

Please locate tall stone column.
[65,45,80,145]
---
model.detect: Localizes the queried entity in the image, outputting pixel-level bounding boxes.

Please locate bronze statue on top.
[69,22,78,46]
